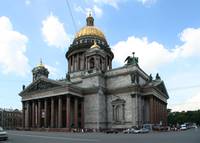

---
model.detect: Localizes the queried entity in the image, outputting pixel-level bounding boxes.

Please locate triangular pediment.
[20,78,64,95]
[155,81,169,98]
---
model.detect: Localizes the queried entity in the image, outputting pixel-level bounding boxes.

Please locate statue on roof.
[125,52,139,65]
[156,73,161,80]
[66,73,70,82]
[149,74,153,82]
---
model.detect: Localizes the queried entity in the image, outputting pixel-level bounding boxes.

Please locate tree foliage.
[167,110,200,126]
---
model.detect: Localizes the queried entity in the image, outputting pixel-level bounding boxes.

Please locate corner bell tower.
[32,59,49,81]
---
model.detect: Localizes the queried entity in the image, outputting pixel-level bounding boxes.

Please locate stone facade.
[0,108,22,129]
[19,15,169,130]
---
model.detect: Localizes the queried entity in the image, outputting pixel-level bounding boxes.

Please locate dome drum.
[66,43,113,59]
[73,36,108,46]
[66,37,110,58]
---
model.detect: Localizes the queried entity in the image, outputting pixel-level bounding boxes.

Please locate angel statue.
[124,52,139,65]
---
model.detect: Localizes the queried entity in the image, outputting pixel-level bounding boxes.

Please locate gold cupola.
[37,59,45,68]
[74,13,106,42]
[32,59,49,81]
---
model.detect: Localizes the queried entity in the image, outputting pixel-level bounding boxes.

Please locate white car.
[139,128,150,133]
[123,128,136,134]
[0,127,8,141]
[180,124,187,130]
[133,129,141,134]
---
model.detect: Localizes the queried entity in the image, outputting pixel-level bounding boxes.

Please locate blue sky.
[0,0,200,111]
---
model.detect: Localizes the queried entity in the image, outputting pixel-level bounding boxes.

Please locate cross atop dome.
[37,58,44,67]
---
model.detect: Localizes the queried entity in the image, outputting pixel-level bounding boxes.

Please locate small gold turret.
[37,58,44,67]
[32,58,49,81]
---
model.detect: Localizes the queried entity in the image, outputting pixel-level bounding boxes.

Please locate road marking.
[8,133,99,142]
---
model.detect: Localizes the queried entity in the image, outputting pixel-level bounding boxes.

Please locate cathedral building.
[19,14,169,130]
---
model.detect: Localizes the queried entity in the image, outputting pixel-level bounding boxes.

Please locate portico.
[20,77,84,129]
[23,95,84,129]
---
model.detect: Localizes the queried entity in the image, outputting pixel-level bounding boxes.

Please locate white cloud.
[112,36,176,72]
[85,8,93,16]
[25,0,31,5]
[93,0,122,9]
[178,28,200,57]
[93,0,156,9]
[75,0,156,17]
[41,13,70,48]
[0,16,30,76]
[171,92,200,112]
[112,27,200,72]
[55,61,60,65]
[74,4,103,18]
[93,5,103,18]
[74,5,85,14]
[137,0,157,6]
[45,64,60,79]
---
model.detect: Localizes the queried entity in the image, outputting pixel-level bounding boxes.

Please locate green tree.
[167,109,200,126]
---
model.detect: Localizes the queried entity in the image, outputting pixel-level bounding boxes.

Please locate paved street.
[1,128,199,143]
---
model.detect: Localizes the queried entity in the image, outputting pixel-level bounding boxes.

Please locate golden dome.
[74,14,106,41]
[90,41,100,49]
[75,26,106,40]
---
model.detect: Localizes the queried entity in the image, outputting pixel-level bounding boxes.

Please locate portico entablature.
[21,86,83,101]
[19,77,83,101]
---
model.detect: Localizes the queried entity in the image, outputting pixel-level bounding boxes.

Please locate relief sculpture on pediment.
[27,81,60,93]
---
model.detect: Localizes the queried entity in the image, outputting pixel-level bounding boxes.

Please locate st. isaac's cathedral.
[19,14,169,130]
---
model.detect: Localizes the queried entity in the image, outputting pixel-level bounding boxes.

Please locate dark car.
[0,127,8,141]
[105,129,119,134]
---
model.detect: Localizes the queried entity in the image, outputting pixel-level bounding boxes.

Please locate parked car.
[133,129,141,134]
[191,125,198,129]
[143,124,152,131]
[180,124,187,130]
[0,127,8,141]
[139,128,150,133]
[123,128,135,134]
[105,129,119,134]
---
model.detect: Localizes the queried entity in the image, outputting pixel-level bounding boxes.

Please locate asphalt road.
[1,128,199,143]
